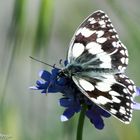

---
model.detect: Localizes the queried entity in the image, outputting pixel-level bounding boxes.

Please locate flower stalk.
[76,104,87,140]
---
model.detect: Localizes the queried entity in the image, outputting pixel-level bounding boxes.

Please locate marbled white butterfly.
[60,10,136,124]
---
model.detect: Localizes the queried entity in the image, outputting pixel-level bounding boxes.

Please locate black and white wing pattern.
[73,74,136,124]
[66,10,136,123]
[67,10,128,72]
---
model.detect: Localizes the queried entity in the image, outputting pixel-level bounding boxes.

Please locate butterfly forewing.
[66,10,135,123]
[67,10,128,72]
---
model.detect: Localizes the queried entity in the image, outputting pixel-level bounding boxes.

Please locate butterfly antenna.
[29,56,59,69]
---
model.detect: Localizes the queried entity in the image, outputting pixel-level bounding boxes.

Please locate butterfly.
[60,10,136,124]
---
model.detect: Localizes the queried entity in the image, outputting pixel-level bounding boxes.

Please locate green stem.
[76,104,87,140]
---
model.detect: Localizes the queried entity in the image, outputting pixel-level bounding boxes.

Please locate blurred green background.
[0,0,140,140]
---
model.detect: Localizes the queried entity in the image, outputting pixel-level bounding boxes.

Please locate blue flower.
[30,66,111,130]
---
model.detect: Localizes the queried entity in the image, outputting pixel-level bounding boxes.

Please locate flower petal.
[86,109,104,130]
[100,110,111,118]
[51,68,60,77]
[135,87,140,97]
[91,115,104,130]
[40,70,51,81]
[36,80,49,89]
[59,98,73,107]
[61,108,75,121]
[57,78,67,86]
[29,86,38,90]
[60,115,69,122]
[132,102,140,110]
[36,80,44,85]
[96,106,111,118]
[48,86,61,93]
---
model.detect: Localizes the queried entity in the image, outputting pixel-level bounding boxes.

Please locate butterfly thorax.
[60,63,83,77]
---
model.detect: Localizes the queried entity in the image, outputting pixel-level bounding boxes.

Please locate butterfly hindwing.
[72,74,135,123]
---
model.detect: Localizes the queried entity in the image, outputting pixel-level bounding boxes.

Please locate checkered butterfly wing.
[67,10,136,123]
[73,74,136,123]
[67,10,128,72]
